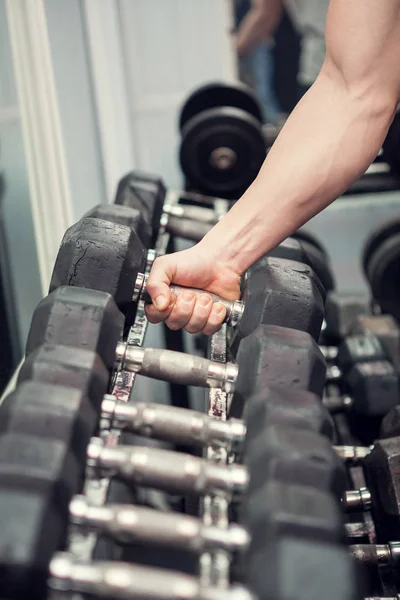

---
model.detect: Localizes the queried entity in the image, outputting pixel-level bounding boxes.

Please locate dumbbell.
[69,494,249,555]
[17,341,335,468]
[324,362,399,444]
[114,171,220,245]
[351,314,400,372]
[242,421,346,502]
[178,82,266,200]
[50,214,325,343]
[0,432,82,600]
[362,218,400,321]
[0,381,98,464]
[116,171,332,301]
[327,334,390,380]
[349,542,400,574]
[2,366,338,596]
[348,542,400,596]
[341,437,400,541]
[49,556,249,599]
[324,291,371,343]
[49,545,362,600]
[24,288,326,416]
[323,334,399,420]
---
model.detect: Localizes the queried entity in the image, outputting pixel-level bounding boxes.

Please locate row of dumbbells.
[1,169,399,600]
[0,170,336,600]
[310,231,400,598]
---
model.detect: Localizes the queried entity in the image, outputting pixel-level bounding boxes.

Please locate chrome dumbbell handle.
[342,488,372,512]
[101,396,245,451]
[49,554,255,600]
[163,202,218,225]
[87,439,248,496]
[348,542,400,569]
[70,496,249,553]
[115,344,238,394]
[166,217,212,242]
[333,445,373,463]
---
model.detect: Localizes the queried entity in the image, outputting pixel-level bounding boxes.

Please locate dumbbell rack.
[64,193,233,591]
[198,189,232,588]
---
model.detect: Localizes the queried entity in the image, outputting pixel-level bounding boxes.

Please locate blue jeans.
[243,44,281,124]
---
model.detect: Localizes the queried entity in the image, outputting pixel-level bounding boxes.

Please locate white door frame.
[5,0,74,295]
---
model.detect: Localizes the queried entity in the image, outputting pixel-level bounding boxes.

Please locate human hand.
[145,244,241,335]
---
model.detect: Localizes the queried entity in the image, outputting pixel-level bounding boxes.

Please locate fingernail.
[216,304,225,314]
[182,292,194,303]
[199,294,211,306]
[155,295,167,310]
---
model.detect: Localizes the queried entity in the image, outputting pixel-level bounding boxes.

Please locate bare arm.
[236,0,283,56]
[208,0,400,275]
[146,0,400,334]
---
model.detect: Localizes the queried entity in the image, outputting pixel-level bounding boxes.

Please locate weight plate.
[362,218,400,278]
[179,82,263,132]
[382,110,400,174]
[366,232,400,320]
[179,106,266,200]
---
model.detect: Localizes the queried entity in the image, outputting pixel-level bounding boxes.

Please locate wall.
[0,0,42,350]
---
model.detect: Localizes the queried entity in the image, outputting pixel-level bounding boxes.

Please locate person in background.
[146,1,400,336]
[235,0,282,124]
[236,0,330,104]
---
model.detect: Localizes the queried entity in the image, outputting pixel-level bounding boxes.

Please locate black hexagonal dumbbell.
[321,334,400,443]
[17,344,109,414]
[115,172,332,304]
[114,170,220,245]
[0,433,81,600]
[243,422,346,502]
[231,323,326,418]
[229,253,325,350]
[115,169,334,293]
[324,291,371,344]
[24,288,325,413]
[342,436,400,542]
[351,313,400,372]
[18,326,334,460]
[49,211,326,343]
[0,381,98,464]
[25,286,124,372]
[327,334,389,381]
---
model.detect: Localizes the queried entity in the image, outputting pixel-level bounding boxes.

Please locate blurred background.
[1,0,400,392]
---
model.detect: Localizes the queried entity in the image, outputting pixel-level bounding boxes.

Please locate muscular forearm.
[201,65,397,274]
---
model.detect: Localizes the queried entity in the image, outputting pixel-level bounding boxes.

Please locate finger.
[202,302,226,336]
[145,296,176,324]
[146,257,176,311]
[164,292,196,330]
[185,294,213,334]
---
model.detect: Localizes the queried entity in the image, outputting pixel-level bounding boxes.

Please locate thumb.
[146,256,176,311]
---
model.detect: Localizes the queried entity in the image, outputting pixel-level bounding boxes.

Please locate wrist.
[197,208,264,275]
